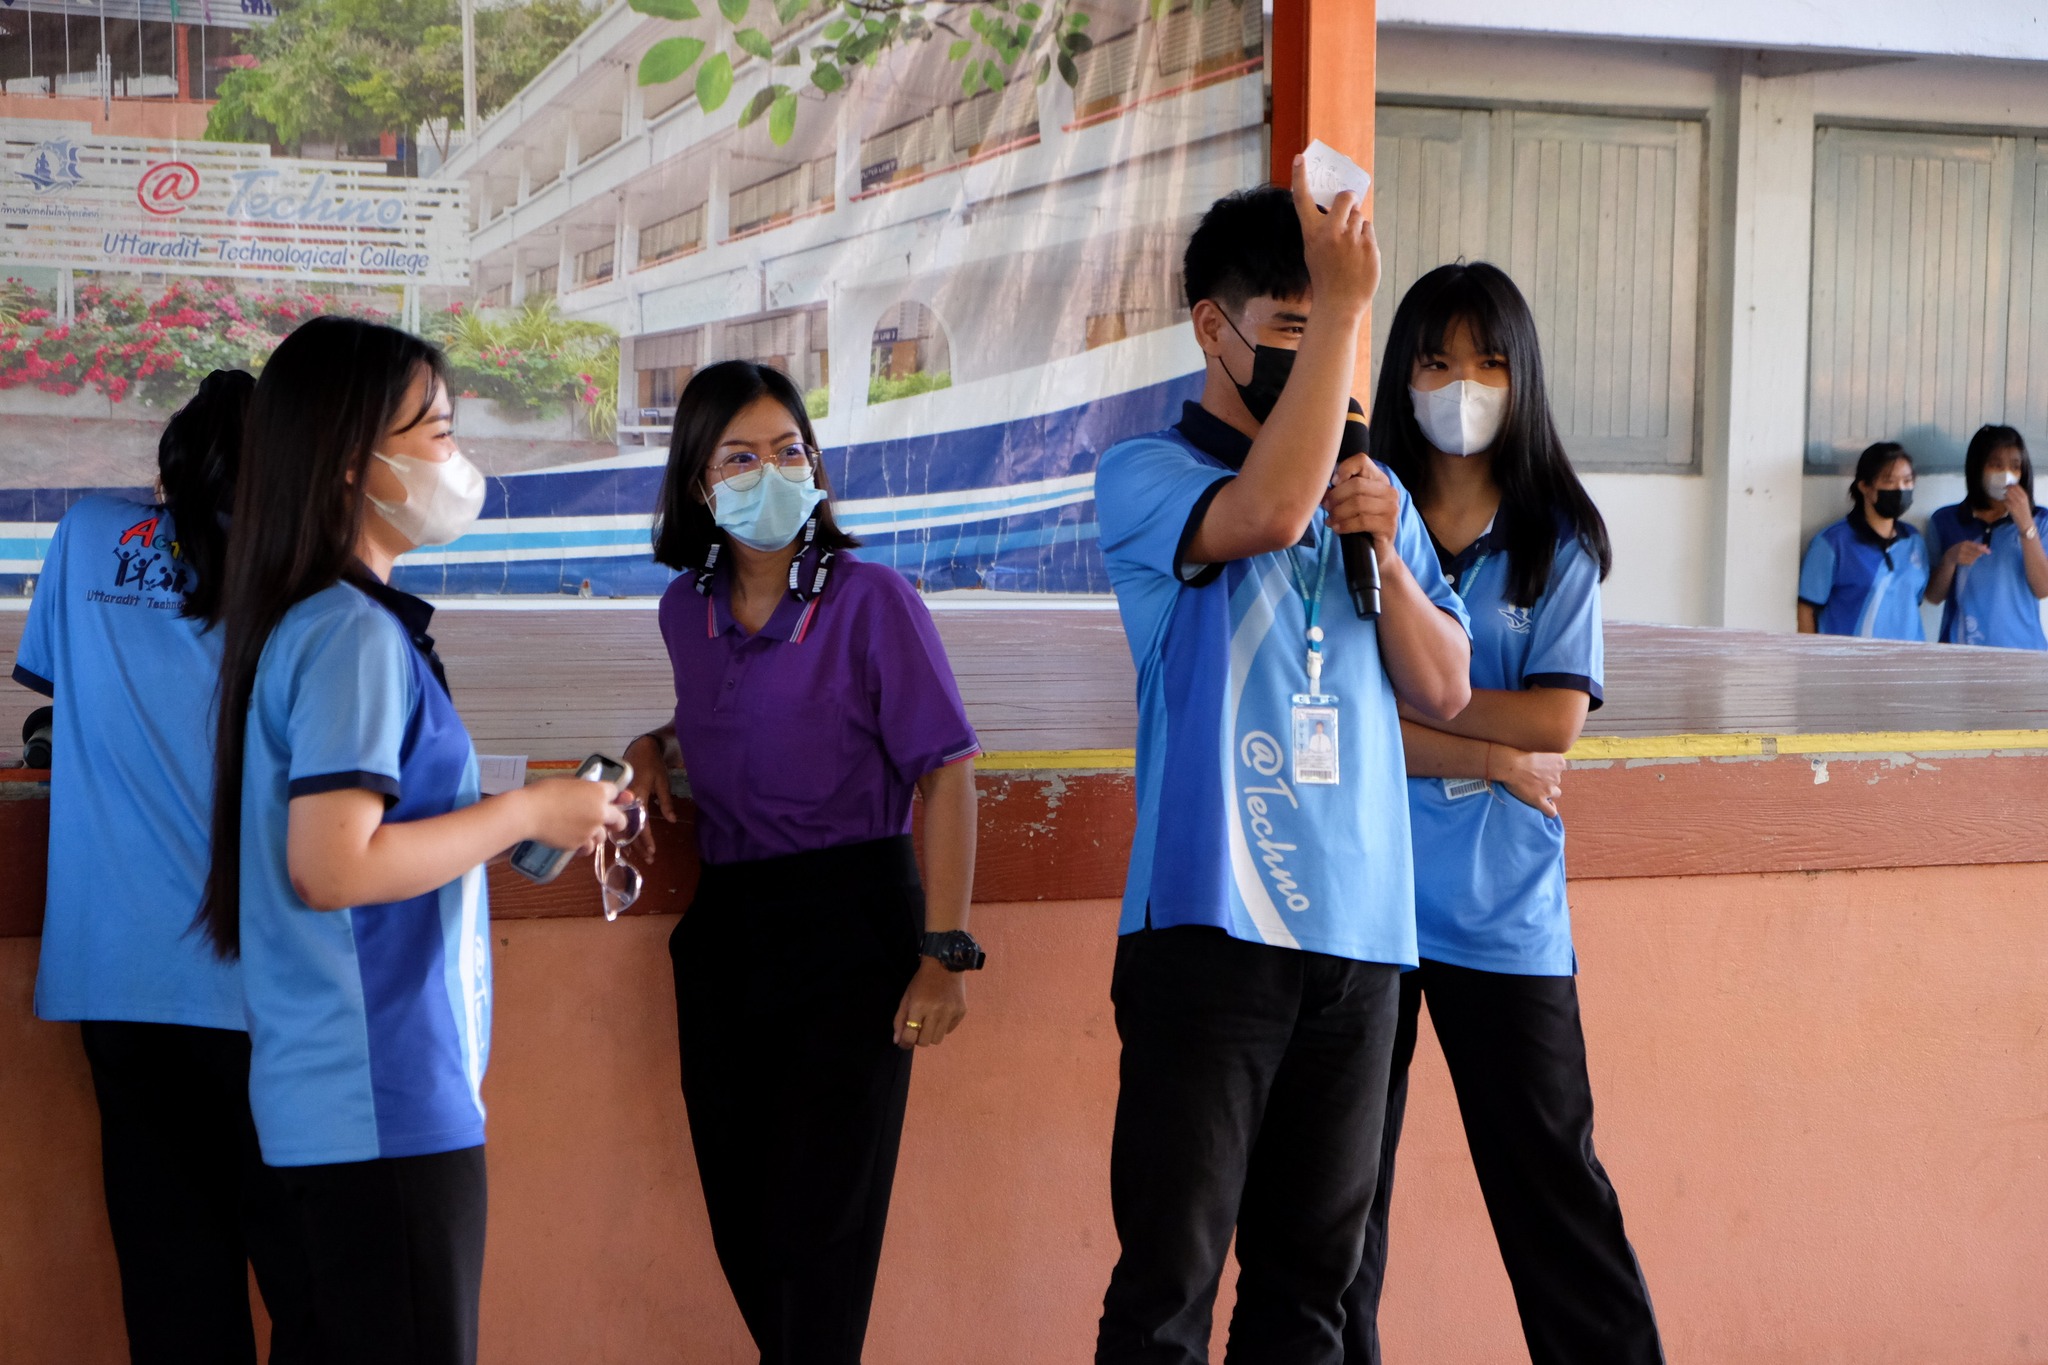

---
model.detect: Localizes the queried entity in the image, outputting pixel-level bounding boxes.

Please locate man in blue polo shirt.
[1092,166,1473,1363]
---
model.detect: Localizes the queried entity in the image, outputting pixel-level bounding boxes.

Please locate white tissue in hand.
[1303,139,1372,209]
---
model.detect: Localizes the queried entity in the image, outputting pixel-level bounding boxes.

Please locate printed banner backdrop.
[2,129,467,283]
[0,0,1267,597]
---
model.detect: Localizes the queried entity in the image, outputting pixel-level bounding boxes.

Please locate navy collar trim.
[1847,505,1909,548]
[348,568,450,696]
[1431,518,1508,582]
[1173,401,1254,472]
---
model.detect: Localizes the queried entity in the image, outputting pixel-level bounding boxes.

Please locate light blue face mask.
[711,468,828,551]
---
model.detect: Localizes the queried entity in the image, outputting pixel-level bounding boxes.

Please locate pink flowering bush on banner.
[0,283,616,436]
[0,279,389,407]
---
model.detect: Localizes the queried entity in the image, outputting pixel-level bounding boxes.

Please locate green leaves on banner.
[628,0,700,19]
[738,81,797,143]
[696,51,735,110]
[637,36,705,87]
[626,0,1232,138]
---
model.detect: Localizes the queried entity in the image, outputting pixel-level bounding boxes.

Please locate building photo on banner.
[1,0,1267,599]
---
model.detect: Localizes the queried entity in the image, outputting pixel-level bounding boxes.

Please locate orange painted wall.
[5,863,2045,1363]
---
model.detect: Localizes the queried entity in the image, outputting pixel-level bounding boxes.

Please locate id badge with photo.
[1290,693,1340,786]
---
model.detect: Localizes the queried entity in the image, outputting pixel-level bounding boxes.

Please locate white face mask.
[1983,469,2020,500]
[1409,380,1509,457]
[368,449,486,548]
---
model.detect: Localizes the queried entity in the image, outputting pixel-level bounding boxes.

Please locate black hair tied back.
[157,368,255,622]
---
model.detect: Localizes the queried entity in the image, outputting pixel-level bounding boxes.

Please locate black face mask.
[1218,311,1297,423]
[1871,487,1913,519]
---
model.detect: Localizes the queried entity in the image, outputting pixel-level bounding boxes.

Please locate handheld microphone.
[1338,399,1381,619]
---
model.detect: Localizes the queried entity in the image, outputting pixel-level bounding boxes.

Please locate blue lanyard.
[1285,524,1335,694]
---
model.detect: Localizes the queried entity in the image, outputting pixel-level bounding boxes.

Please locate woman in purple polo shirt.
[624,359,982,1365]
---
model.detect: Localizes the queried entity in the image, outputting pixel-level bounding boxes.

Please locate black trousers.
[670,835,924,1365]
[1096,926,1402,1365]
[270,1145,489,1365]
[79,1020,315,1365]
[1342,961,1663,1365]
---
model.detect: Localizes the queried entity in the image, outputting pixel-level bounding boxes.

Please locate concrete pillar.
[1036,55,1076,161]
[931,103,957,169]
[617,191,635,278]
[834,98,862,203]
[705,155,730,245]
[1710,61,1816,631]
[563,125,581,177]
[620,68,642,145]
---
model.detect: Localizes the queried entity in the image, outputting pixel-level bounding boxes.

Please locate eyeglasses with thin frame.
[595,799,647,921]
[707,442,818,493]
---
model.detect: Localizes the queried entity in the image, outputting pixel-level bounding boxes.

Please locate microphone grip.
[1342,532,1380,620]
[1337,399,1378,618]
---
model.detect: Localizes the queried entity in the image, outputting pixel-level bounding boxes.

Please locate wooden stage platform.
[5,605,2046,766]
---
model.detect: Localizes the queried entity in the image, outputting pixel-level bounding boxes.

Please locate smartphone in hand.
[508,752,633,884]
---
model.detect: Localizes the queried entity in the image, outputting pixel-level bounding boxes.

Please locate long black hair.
[197,317,446,958]
[1371,262,1611,608]
[158,368,254,621]
[1963,424,2031,512]
[1847,441,1912,513]
[650,360,855,572]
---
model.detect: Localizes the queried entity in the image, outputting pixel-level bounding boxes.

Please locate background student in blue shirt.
[1342,263,1663,1365]
[1797,442,1928,641]
[1093,166,1472,1365]
[13,371,315,1362]
[197,317,625,1365]
[1926,425,2048,649]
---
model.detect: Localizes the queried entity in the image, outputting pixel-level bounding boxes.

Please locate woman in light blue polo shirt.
[1341,263,1663,1365]
[197,317,625,1365]
[12,370,315,1361]
[1925,425,2048,649]
[1797,442,1929,640]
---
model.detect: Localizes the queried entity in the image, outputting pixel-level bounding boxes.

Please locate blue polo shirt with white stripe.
[1798,515,1929,642]
[1096,403,1470,966]
[1927,502,2048,650]
[238,579,490,1167]
[1410,523,1603,976]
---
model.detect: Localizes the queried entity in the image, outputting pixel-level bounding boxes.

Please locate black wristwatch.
[921,930,986,972]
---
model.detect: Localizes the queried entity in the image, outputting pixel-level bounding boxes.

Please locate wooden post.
[174,24,191,102]
[1269,0,1378,401]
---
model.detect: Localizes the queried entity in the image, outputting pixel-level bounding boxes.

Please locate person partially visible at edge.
[1925,424,2048,649]
[1090,163,1473,1365]
[11,370,321,1363]
[1797,442,1928,641]
[197,316,624,1365]
[621,360,982,1365]
[1340,261,1666,1365]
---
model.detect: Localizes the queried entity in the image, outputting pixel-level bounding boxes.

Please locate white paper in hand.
[1302,139,1372,210]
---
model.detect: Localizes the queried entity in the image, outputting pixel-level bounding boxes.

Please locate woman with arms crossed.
[624,360,981,1365]
[1342,263,1664,1365]
[200,317,623,1365]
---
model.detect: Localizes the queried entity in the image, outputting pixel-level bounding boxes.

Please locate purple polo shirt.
[657,553,981,865]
